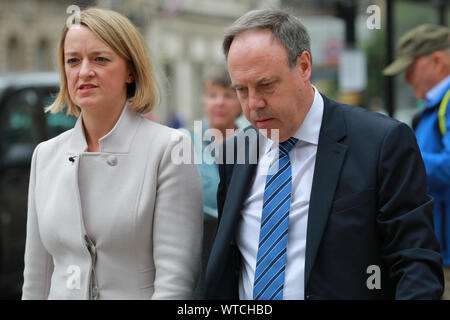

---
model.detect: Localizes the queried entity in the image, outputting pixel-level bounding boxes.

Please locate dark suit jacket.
[204,95,444,300]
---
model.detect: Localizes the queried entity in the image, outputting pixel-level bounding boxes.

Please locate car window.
[0,87,76,166]
[0,89,46,160]
[43,94,77,137]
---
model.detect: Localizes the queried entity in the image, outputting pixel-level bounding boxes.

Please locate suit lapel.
[219,128,262,240]
[209,129,261,278]
[304,96,347,288]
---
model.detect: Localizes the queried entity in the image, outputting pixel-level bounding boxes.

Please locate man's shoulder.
[323,95,406,139]
[326,96,397,123]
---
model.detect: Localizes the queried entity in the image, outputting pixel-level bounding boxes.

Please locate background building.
[0,0,448,126]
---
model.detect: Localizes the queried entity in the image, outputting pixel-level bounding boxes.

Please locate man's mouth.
[256,117,274,124]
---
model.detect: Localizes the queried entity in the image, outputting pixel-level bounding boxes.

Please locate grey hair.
[223,8,311,69]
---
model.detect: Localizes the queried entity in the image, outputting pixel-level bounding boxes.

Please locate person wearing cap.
[384,24,450,299]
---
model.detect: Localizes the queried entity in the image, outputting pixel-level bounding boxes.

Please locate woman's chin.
[77,100,100,111]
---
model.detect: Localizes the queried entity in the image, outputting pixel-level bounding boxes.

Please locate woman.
[192,68,244,298]
[22,8,203,300]
[196,68,244,218]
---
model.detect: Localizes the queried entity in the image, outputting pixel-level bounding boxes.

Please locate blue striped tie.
[253,137,298,300]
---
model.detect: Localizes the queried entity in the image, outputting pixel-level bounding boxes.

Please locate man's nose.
[404,63,415,84]
[248,89,266,109]
[404,70,410,83]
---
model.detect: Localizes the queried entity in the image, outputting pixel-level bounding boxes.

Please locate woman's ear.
[126,73,134,83]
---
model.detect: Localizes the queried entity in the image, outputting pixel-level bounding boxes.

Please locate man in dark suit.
[204,8,444,300]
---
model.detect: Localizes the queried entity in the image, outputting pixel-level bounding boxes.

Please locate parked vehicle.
[0,72,76,299]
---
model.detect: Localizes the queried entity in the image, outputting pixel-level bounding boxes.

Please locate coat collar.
[68,102,141,154]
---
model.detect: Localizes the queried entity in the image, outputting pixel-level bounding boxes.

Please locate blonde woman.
[22,8,203,300]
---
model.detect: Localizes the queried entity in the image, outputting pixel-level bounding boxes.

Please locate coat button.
[92,284,99,299]
[106,155,117,166]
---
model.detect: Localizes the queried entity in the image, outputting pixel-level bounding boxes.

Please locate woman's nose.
[79,60,94,79]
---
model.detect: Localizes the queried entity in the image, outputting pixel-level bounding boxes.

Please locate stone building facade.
[1,0,370,124]
[0,0,278,124]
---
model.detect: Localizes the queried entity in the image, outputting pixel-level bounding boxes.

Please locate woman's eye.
[66,58,78,64]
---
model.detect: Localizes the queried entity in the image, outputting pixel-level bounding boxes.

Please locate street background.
[0,0,448,126]
[0,0,448,299]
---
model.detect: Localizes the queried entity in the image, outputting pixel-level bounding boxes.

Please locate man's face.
[227,29,314,142]
[404,53,440,100]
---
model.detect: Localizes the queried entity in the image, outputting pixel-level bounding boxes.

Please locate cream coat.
[22,104,203,299]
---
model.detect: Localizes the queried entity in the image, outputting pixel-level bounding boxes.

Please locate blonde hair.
[47,8,160,116]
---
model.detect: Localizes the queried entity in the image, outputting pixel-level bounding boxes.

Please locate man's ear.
[432,51,450,75]
[296,51,312,81]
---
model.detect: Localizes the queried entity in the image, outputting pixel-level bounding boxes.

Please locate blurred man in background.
[384,24,450,299]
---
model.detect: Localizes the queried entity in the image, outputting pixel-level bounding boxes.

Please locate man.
[205,9,444,300]
[383,24,450,299]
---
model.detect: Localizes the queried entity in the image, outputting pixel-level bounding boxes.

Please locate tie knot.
[279,137,298,155]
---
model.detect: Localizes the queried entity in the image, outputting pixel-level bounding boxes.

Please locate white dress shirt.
[236,87,324,300]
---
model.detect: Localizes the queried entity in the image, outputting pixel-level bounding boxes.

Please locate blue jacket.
[414,76,450,265]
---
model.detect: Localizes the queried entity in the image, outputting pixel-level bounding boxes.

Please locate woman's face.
[64,25,133,113]
[204,83,241,130]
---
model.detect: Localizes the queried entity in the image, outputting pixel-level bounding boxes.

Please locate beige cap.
[383,24,450,76]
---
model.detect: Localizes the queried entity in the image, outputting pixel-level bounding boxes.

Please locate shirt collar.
[293,85,323,145]
[424,75,450,108]
[265,85,324,152]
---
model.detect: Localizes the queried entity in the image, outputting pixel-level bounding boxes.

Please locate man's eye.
[95,57,108,62]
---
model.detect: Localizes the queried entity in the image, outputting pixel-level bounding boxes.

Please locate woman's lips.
[78,84,98,93]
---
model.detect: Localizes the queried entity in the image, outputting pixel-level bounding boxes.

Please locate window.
[36,40,52,71]
[6,37,24,71]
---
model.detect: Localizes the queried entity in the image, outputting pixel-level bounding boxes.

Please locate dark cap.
[383,24,450,76]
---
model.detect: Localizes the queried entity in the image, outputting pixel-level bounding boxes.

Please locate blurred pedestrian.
[383,24,450,299]
[192,68,242,298]
[22,8,203,300]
